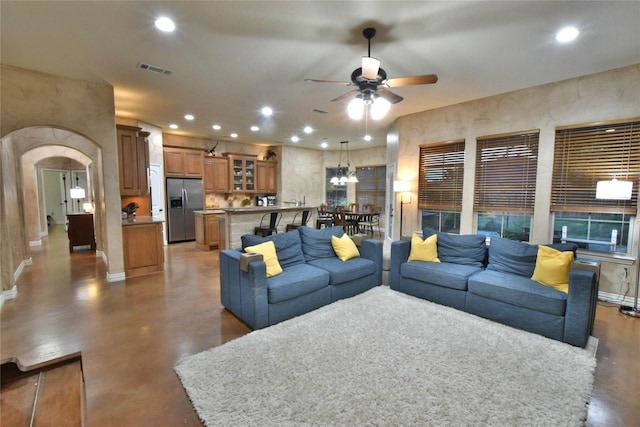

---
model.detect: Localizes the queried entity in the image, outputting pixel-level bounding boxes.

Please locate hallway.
[1,226,638,426]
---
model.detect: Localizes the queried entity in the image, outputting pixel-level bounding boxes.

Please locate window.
[474,131,539,240]
[325,167,347,207]
[551,119,640,253]
[355,166,386,214]
[418,140,465,233]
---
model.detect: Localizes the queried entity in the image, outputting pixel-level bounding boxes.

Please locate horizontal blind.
[474,132,539,212]
[418,141,465,210]
[356,166,386,212]
[552,119,640,215]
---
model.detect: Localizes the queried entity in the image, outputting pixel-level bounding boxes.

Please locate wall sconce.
[394,180,411,237]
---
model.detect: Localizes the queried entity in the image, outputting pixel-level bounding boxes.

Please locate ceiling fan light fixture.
[347,97,364,120]
[370,96,390,120]
[362,56,380,80]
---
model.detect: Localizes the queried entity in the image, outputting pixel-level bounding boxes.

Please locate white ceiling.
[2,1,639,150]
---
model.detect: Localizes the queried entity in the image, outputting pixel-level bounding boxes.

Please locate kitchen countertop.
[219,205,316,213]
[121,216,164,226]
[193,209,225,214]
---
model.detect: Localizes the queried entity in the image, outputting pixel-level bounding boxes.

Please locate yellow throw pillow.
[408,233,440,262]
[245,241,283,278]
[531,245,574,293]
[331,234,360,261]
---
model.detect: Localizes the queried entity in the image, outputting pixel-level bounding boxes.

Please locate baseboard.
[97,250,107,264]
[598,290,636,306]
[107,271,125,282]
[13,257,32,282]
[0,286,18,308]
[29,239,42,246]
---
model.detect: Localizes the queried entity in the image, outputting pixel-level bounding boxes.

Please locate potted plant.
[227,196,237,207]
[241,197,252,207]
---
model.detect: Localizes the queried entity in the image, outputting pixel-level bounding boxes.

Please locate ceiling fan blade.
[377,88,404,104]
[361,56,380,80]
[331,89,360,102]
[304,78,351,85]
[386,74,438,87]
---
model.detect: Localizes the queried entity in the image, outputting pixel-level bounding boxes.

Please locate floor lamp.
[394,180,411,238]
[595,176,639,318]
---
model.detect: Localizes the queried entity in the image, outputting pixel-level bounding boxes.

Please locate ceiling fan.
[305,27,438,111]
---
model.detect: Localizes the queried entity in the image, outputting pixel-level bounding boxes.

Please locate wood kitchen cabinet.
[256,160,277,193]
[164,147,203,177]
[122,220,164,277]
[225,153,256,193]
[117,125,150,196]
[204,157,229,192]
[195,212,220,250]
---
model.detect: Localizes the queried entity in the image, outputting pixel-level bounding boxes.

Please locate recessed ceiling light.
[320,142,328,149]
[291,136,299,143]
[364,134,372,141]
[261,106,273,117]
[555,26,579,42]
[303,126,313,134]
[230,133,238,138]
[169,124,178,129]
[250,126,259,132]
[184,114,194,120]
[212,124,221,130]
[155,17,175,33]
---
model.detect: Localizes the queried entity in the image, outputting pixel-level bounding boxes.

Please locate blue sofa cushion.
[401,261,482,291]
[468,269,567,316]
[241,230,306,269]
[308,257,376,285]
[266,263,330,304]
[299,226,345,262]
[422,228,487,267]
[486,236,538,277]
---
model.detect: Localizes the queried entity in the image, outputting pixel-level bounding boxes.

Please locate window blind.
[552,119,640,215]
[418,141,465,210]
[356,166,386,211]
[474,131,539,213]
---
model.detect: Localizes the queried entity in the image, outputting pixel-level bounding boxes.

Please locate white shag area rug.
[175,287,597,426]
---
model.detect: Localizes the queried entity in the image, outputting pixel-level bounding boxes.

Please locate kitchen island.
[216,206,316,250]
[121,216,164,277]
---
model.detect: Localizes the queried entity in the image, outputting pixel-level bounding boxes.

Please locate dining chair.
[254,211,281,236]
[358,209,381,237]
[333,206,357,234]
[286,209,310,232]
[316,206,334,229]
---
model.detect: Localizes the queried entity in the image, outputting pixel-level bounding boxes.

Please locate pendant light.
[330,141,358,185]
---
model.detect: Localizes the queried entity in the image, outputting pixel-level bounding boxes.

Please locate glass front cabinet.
[225,153,256,193]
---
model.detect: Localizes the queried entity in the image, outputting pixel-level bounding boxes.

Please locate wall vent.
[312,108,329,114]
[137,63,173,75]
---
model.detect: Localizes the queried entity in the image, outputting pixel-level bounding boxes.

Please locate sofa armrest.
[390,240,411,288]
[357,238,383,285]
[219,249,269,329]
[564,268,597,347]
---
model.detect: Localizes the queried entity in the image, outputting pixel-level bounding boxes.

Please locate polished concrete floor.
[1,225,638,426]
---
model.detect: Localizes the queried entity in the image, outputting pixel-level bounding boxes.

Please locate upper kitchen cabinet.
[164,147,203,177]
[117,124,150,196]
[225,153,256,193]
[256,160,277,194]
[204,156,229,193]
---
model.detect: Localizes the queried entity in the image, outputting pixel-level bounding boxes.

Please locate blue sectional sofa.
[220,226,383,329]
[390,229,599,347]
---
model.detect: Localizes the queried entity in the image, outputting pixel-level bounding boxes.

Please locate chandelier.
[330,141,358,185]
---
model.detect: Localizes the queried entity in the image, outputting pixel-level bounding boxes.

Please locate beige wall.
[392,64,640,296]
[1,65,124,289]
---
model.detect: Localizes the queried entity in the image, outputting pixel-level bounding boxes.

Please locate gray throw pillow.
[486,236,538,277]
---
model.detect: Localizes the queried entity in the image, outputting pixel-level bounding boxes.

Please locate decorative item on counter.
[264,147,277,161]
[227,196,237,207]
[122,202,139,219]
[204,142,219,157]
[241,198,252,207]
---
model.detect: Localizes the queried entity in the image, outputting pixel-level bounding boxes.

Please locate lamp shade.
[361,56,380,80]
[595,179,633,200]
[70,187,85,199]
[347,98,364,120]
[394,180,410,193]
[370,97,390,120]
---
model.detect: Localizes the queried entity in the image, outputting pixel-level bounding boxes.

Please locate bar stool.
[254,211,281,236]
[286,210,310,232]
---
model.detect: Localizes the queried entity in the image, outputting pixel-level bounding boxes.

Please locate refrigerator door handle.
[182,188,187,213]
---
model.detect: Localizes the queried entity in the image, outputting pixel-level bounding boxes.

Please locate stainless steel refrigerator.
[166,178,203,243]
